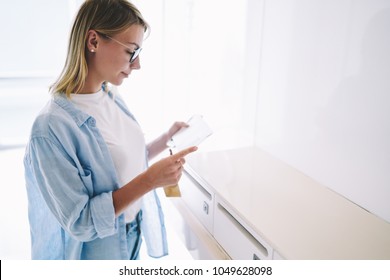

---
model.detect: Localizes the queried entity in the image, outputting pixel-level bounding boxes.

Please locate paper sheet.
[168,115,213,150]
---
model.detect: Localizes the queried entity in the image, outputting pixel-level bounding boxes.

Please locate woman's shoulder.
[30,96,84,138]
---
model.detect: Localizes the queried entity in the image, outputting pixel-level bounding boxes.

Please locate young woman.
[24,0,196,260]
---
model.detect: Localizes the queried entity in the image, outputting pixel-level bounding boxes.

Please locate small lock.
[203,201,209,215]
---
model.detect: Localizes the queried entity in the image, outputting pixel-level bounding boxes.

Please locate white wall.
[0,0,78,77]
[255,0,390,223]
[121,0,261,148]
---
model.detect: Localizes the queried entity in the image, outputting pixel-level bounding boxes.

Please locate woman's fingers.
[146,146,197,188]
[168,121,189,137]
[171,146,198,161]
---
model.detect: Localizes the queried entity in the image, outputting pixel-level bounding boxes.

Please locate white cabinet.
[180,170,214,234]
[272,251,285,260]
[180,147,390,259]
[171,170,229,259]
[213,195,273,260]
[167,197,229,260]
[179,170,274,260]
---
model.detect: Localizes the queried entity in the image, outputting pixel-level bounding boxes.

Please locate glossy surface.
[186,147,390,259]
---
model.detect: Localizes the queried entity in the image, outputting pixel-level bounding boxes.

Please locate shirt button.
[89,118,96,126]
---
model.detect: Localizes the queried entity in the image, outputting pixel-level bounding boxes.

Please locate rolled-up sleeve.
[27,136,117,241]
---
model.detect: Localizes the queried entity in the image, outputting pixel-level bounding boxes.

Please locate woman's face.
[89,24,145,87]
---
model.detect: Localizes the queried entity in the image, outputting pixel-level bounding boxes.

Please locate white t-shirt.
[70,89,145,223]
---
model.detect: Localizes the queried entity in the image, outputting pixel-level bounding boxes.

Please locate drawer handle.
[217,202,269,258]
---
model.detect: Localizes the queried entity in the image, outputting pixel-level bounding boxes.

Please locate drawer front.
[180,171,214,233]
[214,196,273,260]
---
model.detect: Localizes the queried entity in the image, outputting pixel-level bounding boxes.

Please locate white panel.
[256,0,390,222]
[272,251,285,260]
[180,171,214,233]
[213,195,273,260]
[167,198,230,260]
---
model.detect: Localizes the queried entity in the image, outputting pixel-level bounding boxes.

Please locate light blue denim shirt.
[24,91,168,259]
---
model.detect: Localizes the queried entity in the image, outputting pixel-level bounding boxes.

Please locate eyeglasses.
[102,34,142,63]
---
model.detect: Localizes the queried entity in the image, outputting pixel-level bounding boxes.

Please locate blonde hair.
[50,0,149,97]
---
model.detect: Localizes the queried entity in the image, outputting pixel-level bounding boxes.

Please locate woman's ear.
[86,30,99,52]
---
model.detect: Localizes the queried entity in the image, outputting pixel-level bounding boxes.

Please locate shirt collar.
[53,94,91,127]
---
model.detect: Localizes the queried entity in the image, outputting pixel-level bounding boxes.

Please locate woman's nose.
[130,57,141,70]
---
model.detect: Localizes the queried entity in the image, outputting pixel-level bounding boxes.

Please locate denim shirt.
[24,92,168,259]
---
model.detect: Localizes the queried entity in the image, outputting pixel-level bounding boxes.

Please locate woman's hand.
[143,146,197,188]
[147,121,189,160]
[166,121,189,141]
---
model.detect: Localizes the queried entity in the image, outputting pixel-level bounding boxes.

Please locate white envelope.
[168,115,213,150]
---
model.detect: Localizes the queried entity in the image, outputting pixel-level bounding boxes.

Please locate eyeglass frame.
[97,32,142,64]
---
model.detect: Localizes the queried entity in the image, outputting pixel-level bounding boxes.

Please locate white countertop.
[185,146,390,259]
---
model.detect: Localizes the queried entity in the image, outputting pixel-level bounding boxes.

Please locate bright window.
[0,0,82,148]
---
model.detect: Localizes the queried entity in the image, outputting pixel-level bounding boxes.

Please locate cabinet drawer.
[180,171,214,233]
[214,196,273,260]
